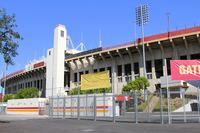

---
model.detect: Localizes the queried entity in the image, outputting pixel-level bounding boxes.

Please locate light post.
[135,4,149,121]
[135,4,149,78]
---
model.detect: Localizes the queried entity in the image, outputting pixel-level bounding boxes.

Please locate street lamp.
[136,4,149,77]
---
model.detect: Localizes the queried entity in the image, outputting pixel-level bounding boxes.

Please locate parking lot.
[0,114,200,133]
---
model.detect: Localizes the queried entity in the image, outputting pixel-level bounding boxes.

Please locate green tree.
[16,87,39,99]
[0,8,22,65]
[122,76,150,93]
[3,94,16,102]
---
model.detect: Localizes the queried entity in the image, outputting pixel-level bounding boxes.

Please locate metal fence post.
[48,97,51,117]
[112,94,116,123]
[71,95,73,118]
[160,89,164,124]
[103,93,106,117]
[49,97,51,118]
[147,91,150,122]
[123,95,126,116]
[198,87,200,123]
[57,97,59,118]
[134,91,138,124]
[182,88,186,123]
[63,97,66,119]
[52,97,54,118]
[167,88,171,124]
[78,95,80,120]
[86,94,88,118]
[94,94,97,121]
[70,95,73,118]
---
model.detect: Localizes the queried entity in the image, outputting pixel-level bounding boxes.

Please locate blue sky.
[0,0,200,75]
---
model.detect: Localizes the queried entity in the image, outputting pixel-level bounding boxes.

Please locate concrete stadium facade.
[1,24,200,98]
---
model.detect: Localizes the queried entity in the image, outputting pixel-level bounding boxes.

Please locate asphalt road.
[0,115,200,133]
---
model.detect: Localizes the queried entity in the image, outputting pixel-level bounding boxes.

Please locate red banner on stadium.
[171,60,200,80]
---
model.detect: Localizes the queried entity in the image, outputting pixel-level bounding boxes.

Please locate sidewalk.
[0,114,48,121]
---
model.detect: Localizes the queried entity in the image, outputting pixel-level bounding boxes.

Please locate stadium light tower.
[136,4,149,77]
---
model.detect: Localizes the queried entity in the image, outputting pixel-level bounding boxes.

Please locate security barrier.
[48,90,200,124]
[49,93,116,120]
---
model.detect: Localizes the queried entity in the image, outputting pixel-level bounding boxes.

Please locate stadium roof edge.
[65,26,200,62]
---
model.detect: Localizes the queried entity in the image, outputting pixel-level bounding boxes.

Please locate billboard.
[81,71,111,90]
[171,60,200,80]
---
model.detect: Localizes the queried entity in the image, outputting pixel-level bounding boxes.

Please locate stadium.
[1,24,200,98]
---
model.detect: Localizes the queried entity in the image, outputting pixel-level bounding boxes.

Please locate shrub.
[3,94,16,102]
[16,87,39,99]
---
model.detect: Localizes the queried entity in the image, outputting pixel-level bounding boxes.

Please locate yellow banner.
[81,71,111,90]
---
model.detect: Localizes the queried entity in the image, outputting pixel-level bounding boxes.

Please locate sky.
[0,0,200,76]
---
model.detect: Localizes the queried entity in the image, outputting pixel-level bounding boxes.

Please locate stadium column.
[46,24,67,97]
[163,59,167,78]
[139,53,145,77]
[111,60,117,94]
[183,36,190,60]
[170,39,178,59]
[74,60,79,88]
[54,24,67,96]
[126,48,134,81]
[131,63,135,80]
[122,63,125,83]
[151,60,156,79]
[158,41,165,78]
[69,61,74,89]
[86,57,93,73]
[147,43,156,79]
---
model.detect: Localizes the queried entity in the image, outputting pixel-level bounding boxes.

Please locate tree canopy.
[122,76,150,93]
[0,8,22,65]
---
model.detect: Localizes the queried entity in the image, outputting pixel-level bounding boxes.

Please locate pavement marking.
[80,129,95,132]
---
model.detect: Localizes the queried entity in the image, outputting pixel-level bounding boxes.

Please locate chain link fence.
[48,90,200,124]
